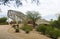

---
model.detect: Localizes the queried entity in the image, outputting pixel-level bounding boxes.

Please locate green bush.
[0,17,7,23]
[45,26,60,39]
[21,24,33,33]
[45,26,54,36]
[50,29,60,39]
[36,25,60,39]
[50,16,60,29]
[0,17,8,25]
[36,25,47,34]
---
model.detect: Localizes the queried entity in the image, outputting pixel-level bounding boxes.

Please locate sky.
[0,0,60,20]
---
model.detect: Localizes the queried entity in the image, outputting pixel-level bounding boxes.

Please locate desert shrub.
[50,16,60,29]
[36,25,60,39]
[21,24,33,33]
[36,25,47,34]
[12,24,20,33]
[44,26,60,39]
[45,26,53,35]
[12,25,16,29]
[49,29,60,39]
[15,28,19,32]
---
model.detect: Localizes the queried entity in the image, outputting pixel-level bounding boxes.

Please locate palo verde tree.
[26,11,41,28]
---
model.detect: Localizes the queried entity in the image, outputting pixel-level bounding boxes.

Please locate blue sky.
[0,0,60,20]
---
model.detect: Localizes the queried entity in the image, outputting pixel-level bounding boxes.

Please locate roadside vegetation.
[21,24,33,33]
[36,15,60,39]
[36,25,60,39]
[0,17,8,25]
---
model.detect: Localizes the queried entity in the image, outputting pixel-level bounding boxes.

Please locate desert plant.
[45,26,60,39]
[50,15,60,29]
[12,24,20,33]
[45,26,54,36]
[15,28,19,32]
[36,24,60,39]
[50,29,60,39]
[36,25,47,35]
[21,24,33,33]
[26,11,41,28]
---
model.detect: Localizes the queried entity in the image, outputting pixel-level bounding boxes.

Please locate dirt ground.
[0,25,23,39]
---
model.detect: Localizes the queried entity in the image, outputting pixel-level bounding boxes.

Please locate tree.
[51,15,60,29]
[0,0,40,7]
[0,17,7,23]
[26,11,41,28]
[58,15,60,21]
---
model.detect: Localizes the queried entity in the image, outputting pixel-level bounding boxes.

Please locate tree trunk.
[33,21,36,28]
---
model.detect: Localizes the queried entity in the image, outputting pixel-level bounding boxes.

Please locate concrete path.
[0,25,23,39]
